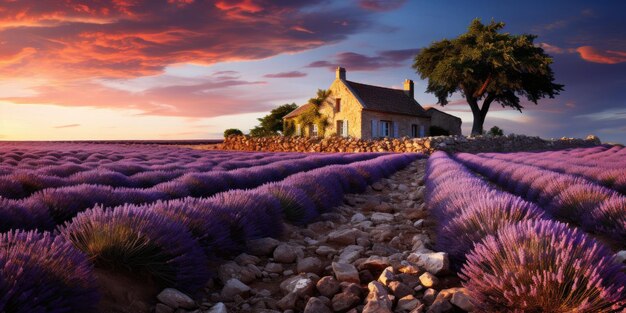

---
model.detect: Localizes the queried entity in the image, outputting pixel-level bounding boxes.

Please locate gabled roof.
[283,103,313,119]
[424,106,463,121]
[345,81,429,117]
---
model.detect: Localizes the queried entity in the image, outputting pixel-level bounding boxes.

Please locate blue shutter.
[420,125,425,137]
[371,119,378,138]
[393,121,399,138]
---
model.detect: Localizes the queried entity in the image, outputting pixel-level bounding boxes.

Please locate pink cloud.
[0,77,288,118]
[0,0,370,79]
[307,48,420,71]
[576,46,626,64]
[358,0,407,11]
[264,71,308,78]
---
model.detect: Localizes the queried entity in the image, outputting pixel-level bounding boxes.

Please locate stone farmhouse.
[283,67,462,139]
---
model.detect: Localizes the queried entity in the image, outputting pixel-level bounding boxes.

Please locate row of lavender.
[478,144,626,193]
[0,152,421,312]
[425,152,626,311]
[0,143,306,172]
[455,151,625,243]
[0,146,322,199]
[0,153,384,232]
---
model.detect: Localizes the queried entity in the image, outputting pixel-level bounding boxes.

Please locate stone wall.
[222,134,601,154]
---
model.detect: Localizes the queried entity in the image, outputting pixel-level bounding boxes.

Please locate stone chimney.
[336,66,346,80]
[404,79,414,99]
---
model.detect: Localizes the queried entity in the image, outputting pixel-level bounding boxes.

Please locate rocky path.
[155,159,473,313]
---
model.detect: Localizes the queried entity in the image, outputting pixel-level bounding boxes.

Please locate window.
[380,120,391,137]
[335,98,341,112]
[337,120,348,137]
[411,124,418,138]
[311,124,318,137]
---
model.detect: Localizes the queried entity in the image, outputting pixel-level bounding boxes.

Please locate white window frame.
[380,120,391,137]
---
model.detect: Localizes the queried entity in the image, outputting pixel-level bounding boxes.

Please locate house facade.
[283,67,461,139]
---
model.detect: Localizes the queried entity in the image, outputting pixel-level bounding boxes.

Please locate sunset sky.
[0,0,624,142]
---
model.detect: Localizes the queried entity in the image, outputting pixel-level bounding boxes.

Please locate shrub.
[460,219,626,312]
[591,196,626,242]
[149,199,234,256]
[436,195,545,268]
[0,177,26,199]
[33,185,117,224]
[0,198,55,232]
[282,173,344,212]
[548,183,615,224]
[60,206,209,293]
[224,128,244,138]
[429,125,450,136]
[487,126,504,136]
[210,190,284,243]
[0,230,99,312]
[260,183,319,225]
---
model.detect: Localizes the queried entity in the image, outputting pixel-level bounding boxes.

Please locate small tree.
[488,126,504,136]
[223,128,243,138]
[413,19,564,135]
[249,103,298,137]
[294,89,331,137]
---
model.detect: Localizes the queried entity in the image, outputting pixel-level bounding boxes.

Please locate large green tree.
[412,19,564,135]
[249,103,298,137]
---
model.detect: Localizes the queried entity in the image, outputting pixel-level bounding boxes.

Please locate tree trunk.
[466,95,483,136]
[471,111,485,136]
[466,94,495,136]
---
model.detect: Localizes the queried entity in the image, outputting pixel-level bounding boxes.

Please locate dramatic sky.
[0,0,624,142]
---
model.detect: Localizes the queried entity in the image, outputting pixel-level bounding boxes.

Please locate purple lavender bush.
[460,219,626,312]
[436,195,545,268]
[0,198,55,232]
[591,196,626,242]
[210,190,284,242]
[149,198,235,256]
[548,183,616,223]
[0,230,99,312]
[282,173,344,212]
[260,183,319,225]
[60,206,209,293]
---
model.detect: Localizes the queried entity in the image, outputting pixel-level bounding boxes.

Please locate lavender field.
[0,142,420,311]
[426,146,626,311]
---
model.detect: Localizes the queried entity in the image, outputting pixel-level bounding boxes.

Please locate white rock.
[616,250,626,264]
[371,212,394,224]
[331,262,360,283]
[207,302,228,313]
[221,278,251,300]
[274,244,297,263]
[351,213,367,223]
[156,288,196,309]
[408,251,449,275]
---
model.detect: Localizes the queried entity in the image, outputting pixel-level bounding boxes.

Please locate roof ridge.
[345,80,405,93]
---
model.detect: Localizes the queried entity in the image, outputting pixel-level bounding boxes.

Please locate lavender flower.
[60,205,209,293]
[0,230,99,312]
[461,219,626,312]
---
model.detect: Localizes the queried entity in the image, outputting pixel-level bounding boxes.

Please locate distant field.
[0,142,420,312]
[425,145,626,311]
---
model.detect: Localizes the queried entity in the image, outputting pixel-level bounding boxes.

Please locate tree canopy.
[223,128,243,137]
[412,19,564,135]
[249,103,298,137]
